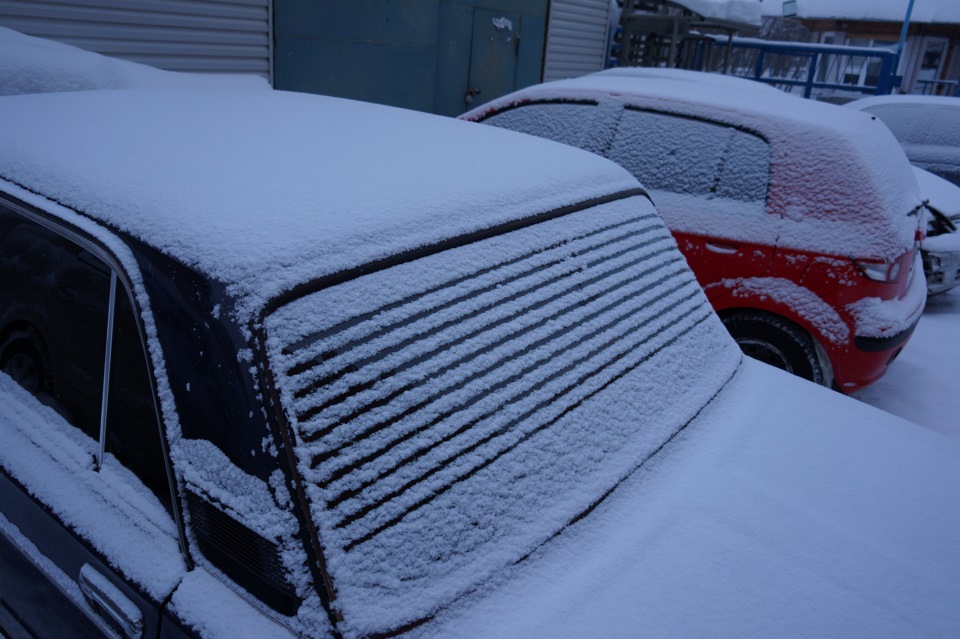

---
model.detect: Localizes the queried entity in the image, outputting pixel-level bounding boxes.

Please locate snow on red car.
[463,73,926,392]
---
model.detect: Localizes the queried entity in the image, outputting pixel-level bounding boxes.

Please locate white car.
[847,94,960,187]
[0,89,958,639]
[914,165,960,294]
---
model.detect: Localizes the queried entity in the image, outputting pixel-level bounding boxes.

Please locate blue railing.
[681,36,900,98]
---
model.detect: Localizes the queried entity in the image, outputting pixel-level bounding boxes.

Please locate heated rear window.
[263,195,740,634]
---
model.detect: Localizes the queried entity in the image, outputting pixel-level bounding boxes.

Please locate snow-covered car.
[462,75,927,392]
[847,94,960,187]
[2,90,959,639]
[0,25,269,95]
[914,166,960,294]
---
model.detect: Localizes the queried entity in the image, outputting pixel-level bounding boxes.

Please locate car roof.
[0,26,269,95]
[0,89,639,321]
[464,75,922,261]
[591,67,782,93]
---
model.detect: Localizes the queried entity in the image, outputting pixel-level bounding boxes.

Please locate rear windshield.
[263,195,740,634]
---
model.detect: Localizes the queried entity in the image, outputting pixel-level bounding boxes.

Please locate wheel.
[721,313,825,385]
[0,328,52,394]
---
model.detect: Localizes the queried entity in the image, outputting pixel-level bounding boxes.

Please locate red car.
[463,73,927,391]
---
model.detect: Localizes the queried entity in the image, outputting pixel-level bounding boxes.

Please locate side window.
[481,102,613,154]
[0,209,171,512]
[607,108,770,213]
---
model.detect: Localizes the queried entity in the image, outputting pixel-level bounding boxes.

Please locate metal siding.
[543,0,610,81]
[0,0,271,80]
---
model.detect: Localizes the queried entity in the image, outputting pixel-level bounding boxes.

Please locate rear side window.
[481,102,615,154]
[607,109,770,212]
[0,208,171,512]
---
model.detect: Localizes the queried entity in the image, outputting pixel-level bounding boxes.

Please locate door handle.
[705,241,739,255]
[78,564,143,639]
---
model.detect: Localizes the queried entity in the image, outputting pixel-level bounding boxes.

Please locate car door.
[0,201,188,638]
[604,107,777,299]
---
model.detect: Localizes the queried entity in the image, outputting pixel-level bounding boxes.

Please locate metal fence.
[678,36,899,98]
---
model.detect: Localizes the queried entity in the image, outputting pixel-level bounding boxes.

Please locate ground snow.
[855,287,960,438]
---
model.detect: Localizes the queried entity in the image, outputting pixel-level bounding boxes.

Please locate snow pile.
[265,196,742,636]
[0,26,268,95]
[0,89,640,323]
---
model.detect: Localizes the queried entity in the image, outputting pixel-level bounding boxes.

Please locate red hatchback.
[463,73,926,391]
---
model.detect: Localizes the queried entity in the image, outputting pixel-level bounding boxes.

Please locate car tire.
[0,327,52,394]
[721,312,825,385]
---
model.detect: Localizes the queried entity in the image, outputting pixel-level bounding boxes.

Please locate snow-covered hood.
[414,359,960,638]
[0,89,640,322]
[914,165,960,220]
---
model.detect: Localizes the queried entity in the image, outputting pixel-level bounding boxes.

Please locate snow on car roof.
[0,26,269,95]
[591,67,781,92]
[0,89,640,321]
[465,75,922,261]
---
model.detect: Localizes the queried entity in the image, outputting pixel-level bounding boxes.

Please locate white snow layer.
[914,165,960,219]
[0,89,640,323]
[412,360,960,638]
[0,373,186,600]
[265,196,743,637]
[761,0,960,23]
[0,26,269,95]
[676,0,762,24]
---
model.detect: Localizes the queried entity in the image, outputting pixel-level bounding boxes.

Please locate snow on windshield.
[0,26,268,95]
[264,195,742,636]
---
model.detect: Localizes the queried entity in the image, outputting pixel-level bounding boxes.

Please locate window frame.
[0,193,189,561]
[613,105,773,210]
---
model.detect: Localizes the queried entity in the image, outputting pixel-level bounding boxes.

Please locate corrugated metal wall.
[0,0,272,80]
[542,0,611,81]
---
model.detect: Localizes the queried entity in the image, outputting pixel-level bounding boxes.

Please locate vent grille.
[186,491,298,616]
